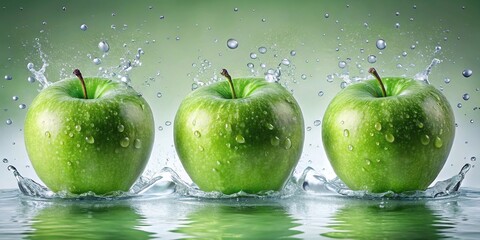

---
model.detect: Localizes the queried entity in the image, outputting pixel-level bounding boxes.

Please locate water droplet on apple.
[367,55,377,63]
[361,167,366,172]
[68,132,74,138]
[258,46,267,54]
[348,145,354,151]
[67,161,72,166]
[462,69,473,78]
[134,139,141,149]
[417,122,424,128]
[80,24,88,31]
[365,159,371,165]
[266,123,274,130]
[212,168,218,172]
[85,136,95,144]
[376,39,386,50]
[117,124,125,132]
[434,137,443,148]
[75,125,81,132]
[235,135,245,144]
[343,129,350,137]
[216,161,221,165]
[421,135,430,145]
[462,93,470,101]
[120,137,130,147]
[225,123,232,132]
[98,41,110,52]
[385,133,395,143]
[271,136,280,146]
[284,138,292,150]
[227,38,238,49]
[374,122,382,131]
[194,130,201,138]
[44,131,51,138]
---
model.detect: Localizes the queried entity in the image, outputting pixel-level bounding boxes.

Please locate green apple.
[174,69,304,194]
[322,68,455,193]
[24,69,155,194]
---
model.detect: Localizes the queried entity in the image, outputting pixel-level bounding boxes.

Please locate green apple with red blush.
[322,68,455,193]
[24,69,155,194]
[174,69,305,194]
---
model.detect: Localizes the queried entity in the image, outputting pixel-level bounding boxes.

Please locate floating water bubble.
[159,15,165,20]
[402,51,407,57]
[250,52,257,59]
[326,74,334,83]
[27,76,35,83]
[347,145,354,151]
[80,24,88,31]
[194,130,201,138]
[93,58,101,65]
[261,18,266,22]
[98,41,110,52]
[226,38,238,49]
[4,75,13,80]
[463,93,470,101]
[395,11,400,16]
[343,129,350,137]
[338,61,346,69]
[375,122,382,131]
[462,69,473,78]
[367,55,377,63]
[376,39,386,50]
[421,135,431,145]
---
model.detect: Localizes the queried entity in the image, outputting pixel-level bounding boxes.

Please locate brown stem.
[368,67,387,97]
[73,69,88,99]
[221,68,237,99]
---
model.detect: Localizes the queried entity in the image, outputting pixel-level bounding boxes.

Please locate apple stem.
[221,68,237,99]
[73,69,88,99]
[368,67,387,97]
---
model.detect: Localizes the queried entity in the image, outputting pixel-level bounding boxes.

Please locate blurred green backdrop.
[1,0,478,189]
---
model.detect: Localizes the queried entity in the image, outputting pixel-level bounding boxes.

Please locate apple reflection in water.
[27,203,152,239]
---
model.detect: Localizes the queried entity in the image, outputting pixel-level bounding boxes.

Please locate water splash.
[414,58,442,84]
[300,163,471,199]
[27,40,50,88]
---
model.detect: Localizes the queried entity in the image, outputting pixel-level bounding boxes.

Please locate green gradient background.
[1,0,478,189]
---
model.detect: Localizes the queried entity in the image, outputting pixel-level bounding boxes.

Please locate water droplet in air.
[367,55,377,63]
[374,122,382,131]
[385,133,395,143]
[85,136,95,144]
[463,93,470,101]
[98,41,110,52]
[235,135,245,144]
[5,119,12,125]
[284,138,292,149]
[227,38,238,49]
[80,24,88,31]
[134,139,142,149]
[258,47,267,54]
[462,69,473,78]
[343,129,350,137]
[376,39,386,50]
[434,137,443,148]
[194,130,201,138]
[421,135,430,145]
[120,137,130,147]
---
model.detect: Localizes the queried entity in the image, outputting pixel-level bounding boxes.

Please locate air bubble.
[301,74,307,80]
[157,92,162,98]
[2,158,7,163]
[247,63,254,68]
[271,136,280,146]
[290,50,296,56]
[376,39,386,50]
[80,24,88,31]
[421,135,430,145]
[266,123,274,130]
[281,58,290,65]
[463,93,470,101]
[395,23,400,28]
[5,119,12,125]
[4,75,13,80]
[462,69,473,78]
[165,121,172,126]
[314,120,321,126]
[250,53,257,59]
[348,145,354,151]
[117,124,125,132]
[98,41,110,52]
[367,55,377,63]
[45,131,51,138]
[93,58,101,65]
[472,157,477,162]
[324,13,330,18]
[258,47,267,54]
[444,77,451,84]
[75,125,81,132]
[27,76,35,83]
[338,61,346,69]
[227,39,238,49]
[27,63,34,69]
[457,103,462,108]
